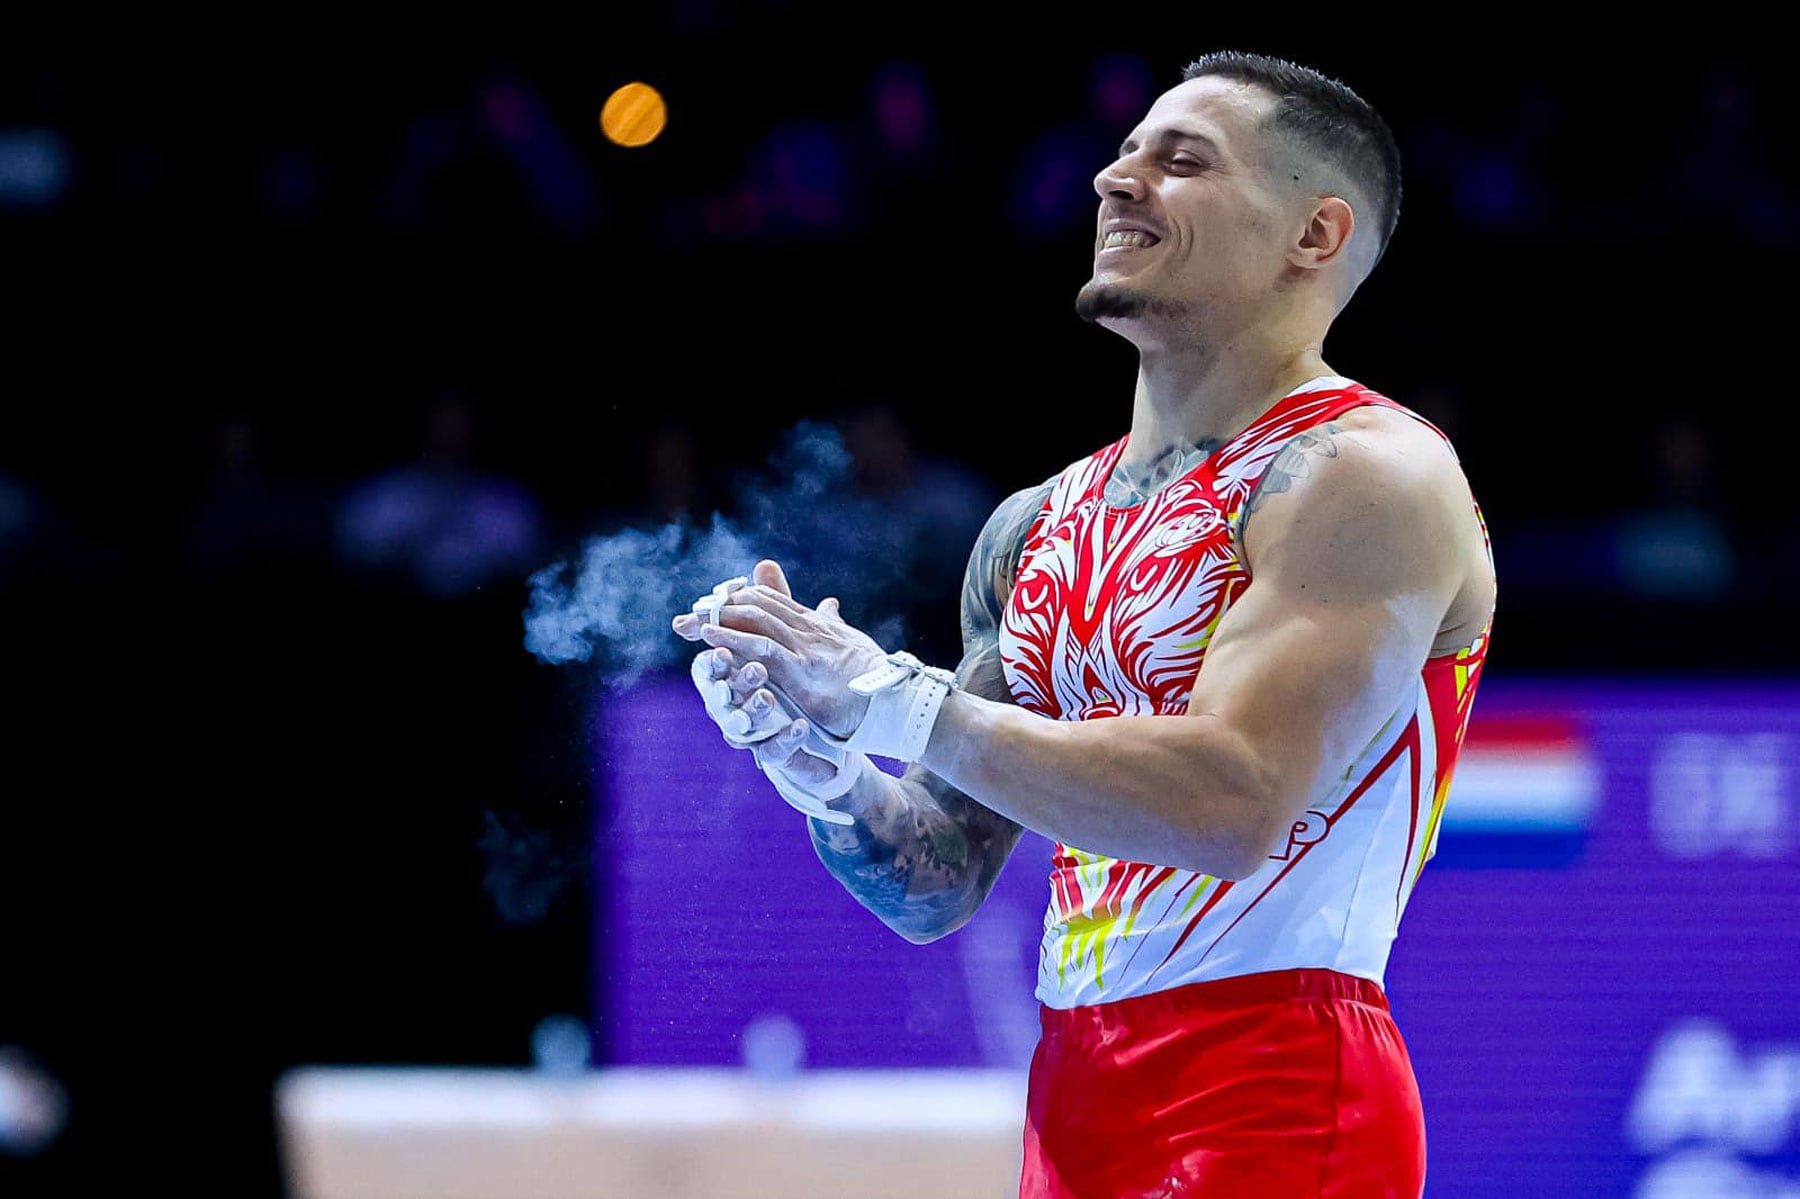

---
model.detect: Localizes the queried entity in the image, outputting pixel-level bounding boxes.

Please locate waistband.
[1040,968,1388,1033]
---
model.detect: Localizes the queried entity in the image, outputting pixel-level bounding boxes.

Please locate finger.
[692,656,773,744]
[724,689,789,746]
[721,690,788,747]
[690,649,735,711]
[731,686,776,723]
[712,603,805,653]
[719,706,754,739]
[776,748,839,787]
[726,661,769,704]
[751,719,813,770]
[698,621,799,668]
[725,584,814,627]
[820,596,842,622]
[674,576,750,639]
[761,721,838,786]
[753,559,792,599]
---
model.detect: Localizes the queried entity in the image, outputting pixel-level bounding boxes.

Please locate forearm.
[918,691,1274,878]
[804,760,1017,945]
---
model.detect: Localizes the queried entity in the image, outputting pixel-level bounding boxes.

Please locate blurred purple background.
[601,679,1800,1197]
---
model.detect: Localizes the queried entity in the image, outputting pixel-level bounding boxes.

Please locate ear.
[1294,195,1356,270]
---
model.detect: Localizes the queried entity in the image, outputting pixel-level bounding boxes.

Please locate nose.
[1094,153,1145,202]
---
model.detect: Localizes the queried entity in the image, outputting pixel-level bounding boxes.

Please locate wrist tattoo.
[803,477,1050,942]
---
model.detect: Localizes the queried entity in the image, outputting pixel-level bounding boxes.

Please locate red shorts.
[1021,968,1426,1198]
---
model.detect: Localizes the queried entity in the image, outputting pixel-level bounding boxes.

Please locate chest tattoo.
[1102,437,1224,508]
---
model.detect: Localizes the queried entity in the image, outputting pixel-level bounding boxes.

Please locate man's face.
[1075,76,1298,334]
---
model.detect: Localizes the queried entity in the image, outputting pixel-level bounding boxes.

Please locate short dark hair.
[1181,51,1402,269]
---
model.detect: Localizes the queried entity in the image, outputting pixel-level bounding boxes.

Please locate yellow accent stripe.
[1180,877,1215,918]
[1410,771,1456,890]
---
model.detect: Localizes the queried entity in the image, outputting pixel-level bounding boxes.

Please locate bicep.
[1186,431,1463,845]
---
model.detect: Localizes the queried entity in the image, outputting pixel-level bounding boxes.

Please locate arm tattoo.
[1103,437,1224,509]
[959,481,1048,648]
[806,479,1053,942]
[1241,421,1344,534]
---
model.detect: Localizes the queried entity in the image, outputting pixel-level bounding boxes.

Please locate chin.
[1075,280,1184,324]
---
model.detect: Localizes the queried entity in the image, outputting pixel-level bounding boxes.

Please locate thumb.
[754,559,792,598]
[820,596,843,621]
[782,748,840,787]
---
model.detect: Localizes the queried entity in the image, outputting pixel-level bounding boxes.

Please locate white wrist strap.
[808,651,958,764]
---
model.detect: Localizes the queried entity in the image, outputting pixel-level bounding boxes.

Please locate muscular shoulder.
[1334,404,1471,495]
[1239,405,1480,615]
[1247,405,1470,530]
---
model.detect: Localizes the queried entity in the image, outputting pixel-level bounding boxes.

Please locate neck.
[1122,334,1334,470]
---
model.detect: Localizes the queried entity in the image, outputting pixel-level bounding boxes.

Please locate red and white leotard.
[997,375,1494,1010]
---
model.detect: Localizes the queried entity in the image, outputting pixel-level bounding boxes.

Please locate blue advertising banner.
[596,678,1800,1197]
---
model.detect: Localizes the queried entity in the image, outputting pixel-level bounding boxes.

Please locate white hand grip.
[690,575,749,627]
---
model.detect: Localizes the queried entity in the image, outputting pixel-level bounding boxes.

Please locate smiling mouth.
[1101,230,1160,251]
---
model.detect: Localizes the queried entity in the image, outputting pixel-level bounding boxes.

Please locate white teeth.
[1103,230,1157,249]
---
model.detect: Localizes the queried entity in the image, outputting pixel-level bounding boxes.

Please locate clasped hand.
[673,559,888,773]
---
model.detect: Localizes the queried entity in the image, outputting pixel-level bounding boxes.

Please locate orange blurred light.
[601,83,667,147]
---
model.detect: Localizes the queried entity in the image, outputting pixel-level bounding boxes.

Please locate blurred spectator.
[1410,81,1562,235]
[186,418,330,581]
[1614,417,1738,601]
[756,119,855,237]
[0,129,72,212]
[693,61,941,244]
[870,61,937,165]
[379,71,599,236]
[335,392,545,598]
[1656,67,1795,247]
[834,401,998,661]
[1501,416,1739,602]
[0,1047,67,1157]
[856,61,941,237]
[699,118,857,241]
[1010,55,1154,239]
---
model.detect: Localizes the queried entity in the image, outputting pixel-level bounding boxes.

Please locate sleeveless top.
[996,376,1494,1009]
